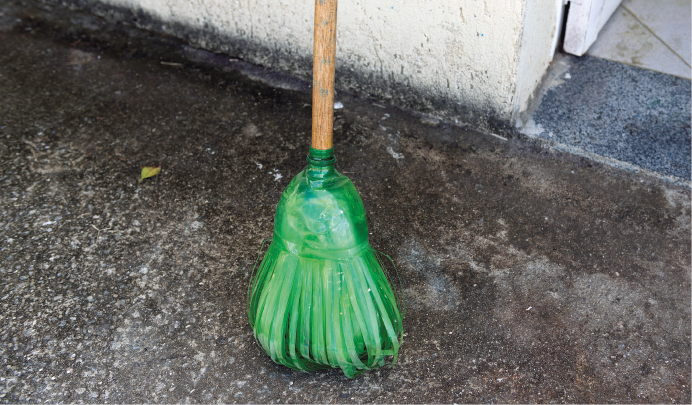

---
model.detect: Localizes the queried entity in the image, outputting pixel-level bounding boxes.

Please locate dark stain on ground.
[0,2,690,403]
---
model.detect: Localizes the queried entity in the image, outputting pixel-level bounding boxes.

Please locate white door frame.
[563,0,623,56]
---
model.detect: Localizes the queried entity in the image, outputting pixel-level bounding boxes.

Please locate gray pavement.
[522,53,691,182]
[0,3,690,403]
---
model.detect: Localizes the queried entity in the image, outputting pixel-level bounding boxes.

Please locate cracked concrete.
[0,2,690,403]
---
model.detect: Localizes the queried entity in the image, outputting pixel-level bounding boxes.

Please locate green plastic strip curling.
[247,148,404,378]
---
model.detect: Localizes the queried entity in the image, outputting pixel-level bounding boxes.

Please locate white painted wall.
[89,0,560,130]
[514,0,566,123]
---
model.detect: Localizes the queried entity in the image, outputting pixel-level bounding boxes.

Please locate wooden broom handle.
[312,0,338,150]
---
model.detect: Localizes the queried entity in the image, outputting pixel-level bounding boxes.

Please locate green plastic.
[247,148,404,378]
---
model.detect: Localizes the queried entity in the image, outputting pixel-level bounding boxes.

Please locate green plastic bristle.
[247,149,404,378]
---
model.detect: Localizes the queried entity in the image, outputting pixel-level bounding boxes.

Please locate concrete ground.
[0,2,690,403]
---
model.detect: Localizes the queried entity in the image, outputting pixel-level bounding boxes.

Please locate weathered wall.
[50,0,559,133]
[513,0,563,124]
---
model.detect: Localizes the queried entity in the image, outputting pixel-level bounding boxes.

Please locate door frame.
[563,0,623,56]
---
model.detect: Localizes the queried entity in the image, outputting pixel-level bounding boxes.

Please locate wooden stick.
[312,0,338,150]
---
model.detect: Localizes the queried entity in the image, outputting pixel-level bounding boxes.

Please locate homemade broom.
[247,0,404,378]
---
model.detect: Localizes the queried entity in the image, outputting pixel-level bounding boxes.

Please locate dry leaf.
[139,166,161,183]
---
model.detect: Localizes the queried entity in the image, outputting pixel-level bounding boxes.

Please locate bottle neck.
[307,147,335,165]
[306,148,336,180]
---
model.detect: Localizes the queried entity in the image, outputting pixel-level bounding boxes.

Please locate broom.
[247,0,404,378]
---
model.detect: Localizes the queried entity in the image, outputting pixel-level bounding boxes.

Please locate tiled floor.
[587,0,691,79]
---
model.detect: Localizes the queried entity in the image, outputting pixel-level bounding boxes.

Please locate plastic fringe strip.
[247,241,405,378]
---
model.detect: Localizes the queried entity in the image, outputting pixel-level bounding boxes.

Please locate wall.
[56,0,560,133]
[513,0,565,126]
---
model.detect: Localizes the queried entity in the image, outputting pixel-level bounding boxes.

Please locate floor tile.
[587,6,691,79]
[623,0,691,65]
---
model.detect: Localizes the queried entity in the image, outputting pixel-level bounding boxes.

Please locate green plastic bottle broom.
[247,0,404,378]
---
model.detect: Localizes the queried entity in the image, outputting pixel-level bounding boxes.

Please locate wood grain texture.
[311,0,338,150]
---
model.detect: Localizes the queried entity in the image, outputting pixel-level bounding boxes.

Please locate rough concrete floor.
[0,4,690,404]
